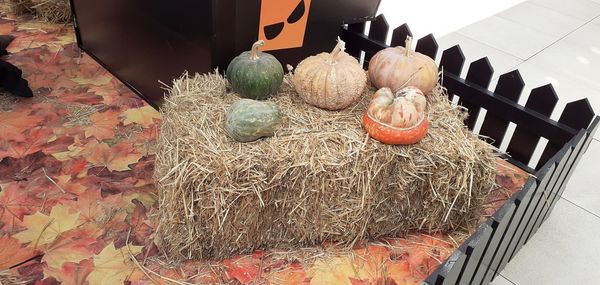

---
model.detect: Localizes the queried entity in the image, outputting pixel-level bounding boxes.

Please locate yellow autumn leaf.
[13,205,80,248]
[70,74,113,86]
[51,143,86,161]
[16,22,60,32]
[307,256,367,285]
[307,247,391,285]
[87,242,144,285]
[122,105,161,128]
[123,192,157,211]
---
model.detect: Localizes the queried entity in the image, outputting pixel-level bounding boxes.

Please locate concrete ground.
[379,0,600,284]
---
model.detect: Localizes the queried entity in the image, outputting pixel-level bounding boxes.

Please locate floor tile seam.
[491,61,525,82]
[510,58,600,96]
[452,30,530,61]
[559,196,600,220]
[494,4,585,40]
[528,0,600,19]
[498,273,519,285]
[522,14,600,61]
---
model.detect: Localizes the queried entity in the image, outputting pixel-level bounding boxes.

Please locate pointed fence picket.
[341,14,599,285]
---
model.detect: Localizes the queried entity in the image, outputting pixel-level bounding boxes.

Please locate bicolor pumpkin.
[363,86,429,145]
[368,36,438,95]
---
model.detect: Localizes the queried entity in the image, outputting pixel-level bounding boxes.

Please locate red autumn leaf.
[0,128,55,159]
[0,182,42,232]
[0,235,39,269]
[56,89,104,106]
[224,256,262,284]
[29,102,69,127]
[84,109,121,141]
[15,259,45,284]
[63,188,105,223]
[83,140,143,172]
[59,158,89,177]
[42,135,75,157]
[128,200,153,243]
[0,22,15,34]
[0,110,43,142]
[0,151,61,183]
[42,227,101,273]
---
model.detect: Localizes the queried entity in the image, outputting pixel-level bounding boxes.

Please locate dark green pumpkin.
[225,99,282,142]
[226,40,284,100]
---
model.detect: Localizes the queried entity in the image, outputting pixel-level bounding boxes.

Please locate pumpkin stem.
[251,40,265,60]
[329,37,346,64]
[405,36,413,57]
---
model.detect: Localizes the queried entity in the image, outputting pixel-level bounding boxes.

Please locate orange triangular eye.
[287,0,305,24]
[264,22,284,40]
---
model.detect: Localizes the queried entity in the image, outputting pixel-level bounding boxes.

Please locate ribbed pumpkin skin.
[225,99,282,142]
[293,41,367,110]
[227,50,284,100]
[368,46,438,95]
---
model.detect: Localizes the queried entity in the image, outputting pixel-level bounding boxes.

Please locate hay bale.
[155,72,497,260]
[5,0,34,15]
[6,0,71,23]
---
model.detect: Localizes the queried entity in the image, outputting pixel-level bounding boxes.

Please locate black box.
[70,0,381,106]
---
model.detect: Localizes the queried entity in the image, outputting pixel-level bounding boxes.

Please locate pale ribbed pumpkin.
[363,86,429,145]
[368,36,438,95]
[293,38,367,110]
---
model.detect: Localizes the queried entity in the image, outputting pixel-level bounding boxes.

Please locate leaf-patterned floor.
[0,15,528,285]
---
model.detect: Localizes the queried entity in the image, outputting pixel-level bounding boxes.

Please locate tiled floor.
[380,0,600,284]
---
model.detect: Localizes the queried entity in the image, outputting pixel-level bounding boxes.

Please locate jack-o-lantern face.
[259,0,312,51]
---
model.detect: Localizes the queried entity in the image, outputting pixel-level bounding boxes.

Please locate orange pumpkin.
[293,37,367,110]
[363,86,429,145]
[368,36,438,95]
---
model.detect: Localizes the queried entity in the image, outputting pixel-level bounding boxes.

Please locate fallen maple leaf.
[0,235,39,269]
[0,127,54,159]
[122,105,160,128]
[51,142,86,161]
[84,140,143,172]
[86,242,144,285]
[84,109,121,141]
[0,110,43,142]
[267,261,309,285]
[13,205,80,248]
[69,67,113,86]
[306,246,392,285]
[223,257,261,284]
[306,255,361,285]
[0,22,14,35]
[44,259,94,285]
[0,182,42,231]
[63,188,105,223]
[42,227,100,271]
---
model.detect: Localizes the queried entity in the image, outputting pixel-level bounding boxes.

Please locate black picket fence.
[340,14,600,285]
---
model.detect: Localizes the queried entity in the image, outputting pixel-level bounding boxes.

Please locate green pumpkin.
[225,99,282,142]
[226,40,284,100]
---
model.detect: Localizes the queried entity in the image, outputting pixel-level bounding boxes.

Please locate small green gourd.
[225,99,282,142]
